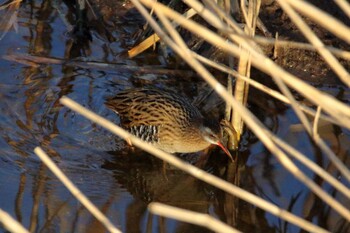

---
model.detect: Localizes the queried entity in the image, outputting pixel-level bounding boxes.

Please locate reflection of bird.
[105,88,233,161]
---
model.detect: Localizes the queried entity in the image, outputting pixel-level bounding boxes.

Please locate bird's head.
[200,122,234,162]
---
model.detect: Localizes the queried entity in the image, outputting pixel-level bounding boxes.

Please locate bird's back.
[105,88,203,127]
[105,88,208,151]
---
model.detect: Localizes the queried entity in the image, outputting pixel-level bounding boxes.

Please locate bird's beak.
[216,141,234,162]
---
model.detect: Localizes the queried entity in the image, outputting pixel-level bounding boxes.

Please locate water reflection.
[103,151,213,232]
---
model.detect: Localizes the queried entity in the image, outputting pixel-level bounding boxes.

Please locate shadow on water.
[0,0,349,233]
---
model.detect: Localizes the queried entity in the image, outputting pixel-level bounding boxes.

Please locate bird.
[105,88,233,161]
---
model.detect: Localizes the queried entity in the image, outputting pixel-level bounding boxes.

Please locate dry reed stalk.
[232,0,261,141]
[132,0,350,220]
[313,106,322,137]
[334,0,350,18]
[59,96,330,233]
[224,0,236,150]
[148,202,241,233]
[277,0,350,87]
[0,209,29,233]
[33,147,122,233]
[225,65,235,147]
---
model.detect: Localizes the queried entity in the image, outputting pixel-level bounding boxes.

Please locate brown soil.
[259,0,350,85]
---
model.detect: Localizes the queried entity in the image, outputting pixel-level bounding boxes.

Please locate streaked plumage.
[105,88,232,160]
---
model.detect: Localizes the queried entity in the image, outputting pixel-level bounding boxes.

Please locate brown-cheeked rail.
[105,88,234,161]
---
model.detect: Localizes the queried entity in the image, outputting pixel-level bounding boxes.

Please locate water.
[0,1,349,233]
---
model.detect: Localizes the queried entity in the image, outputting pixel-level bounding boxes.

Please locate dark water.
[0,1,349,233]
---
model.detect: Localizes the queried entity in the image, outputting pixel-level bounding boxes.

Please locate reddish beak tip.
[216,142,234,162]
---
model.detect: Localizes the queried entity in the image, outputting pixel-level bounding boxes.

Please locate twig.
[313,106,322,137]
[233,0,261,140]
[148,203,241,233]
[273,32,279,59]
[334,0,350,19]
[0,209,29,233]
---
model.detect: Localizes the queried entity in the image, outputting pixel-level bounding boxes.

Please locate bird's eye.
[210,134,216,139]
